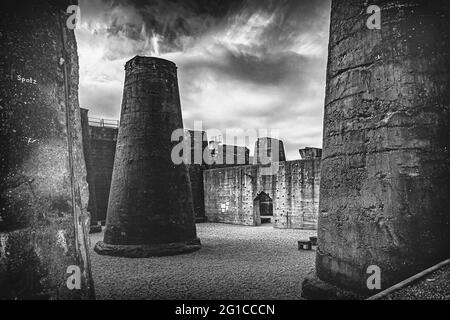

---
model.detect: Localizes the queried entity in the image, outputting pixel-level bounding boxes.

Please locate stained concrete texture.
[80,108,100,232]
[204,159,320,229]
[299,148,322,160]
[90,223,316,300]
[96,56,199,257]
[255,138,286,165]
[0,0,94,299]
[316,0,450,294]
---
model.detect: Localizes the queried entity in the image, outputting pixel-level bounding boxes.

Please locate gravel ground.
[89,223,316,300]
[383,263,450,300]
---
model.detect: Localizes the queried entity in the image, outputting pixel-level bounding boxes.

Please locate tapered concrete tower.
[303,0,450,298]
[95,56,200,257]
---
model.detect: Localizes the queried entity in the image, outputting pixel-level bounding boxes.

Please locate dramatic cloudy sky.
[75,0,331,159]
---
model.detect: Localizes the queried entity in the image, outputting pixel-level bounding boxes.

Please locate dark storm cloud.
[107,0,242,46]
[76,0,331,159]
[181,49,314,86]
[80,0,330,57]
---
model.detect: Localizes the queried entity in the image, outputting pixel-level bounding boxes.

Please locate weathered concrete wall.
[203,159,321,229]
[316,0,450,294]
[209,144,250,168]
[89,126,118,222]
[80,109,98,227]
[0,0,94,299]
[274,160,320,230]
[204,165,257,226]
[299,147,322,160]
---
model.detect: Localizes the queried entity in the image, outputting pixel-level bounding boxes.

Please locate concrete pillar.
[185,130,208,221]
[0,0,95,299]
[307,0,450,297]
[299,148,322,160]
[80,109,101,233]
[255,138,286,164]
[94,56,201,257]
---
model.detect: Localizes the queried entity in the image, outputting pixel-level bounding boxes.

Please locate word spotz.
[17,75,37,85]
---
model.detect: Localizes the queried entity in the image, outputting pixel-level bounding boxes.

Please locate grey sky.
[75,0,331,159]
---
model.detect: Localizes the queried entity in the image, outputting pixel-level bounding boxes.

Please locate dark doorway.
[254,192,273,225]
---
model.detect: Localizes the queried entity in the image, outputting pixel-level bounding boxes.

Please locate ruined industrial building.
[80,115,322,231]
[0,0,449,302]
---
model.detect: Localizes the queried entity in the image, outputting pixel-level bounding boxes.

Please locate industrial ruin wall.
[203,159,321,229]
[89,126,118,222]
[79,114,118,224]
[80,124,321,230]
[0,0,94,299]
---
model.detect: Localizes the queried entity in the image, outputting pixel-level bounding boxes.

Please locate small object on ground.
[90,224,102,234]
[298,240,312,250]
[90,223,317,299]
[309,236,318,246]
[261,217,271,224]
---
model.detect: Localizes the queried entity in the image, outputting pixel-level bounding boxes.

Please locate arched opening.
[254,191,273,225]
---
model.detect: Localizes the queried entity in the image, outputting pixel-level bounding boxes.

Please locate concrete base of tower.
[93,238,201,258]
[301,271,365,300]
